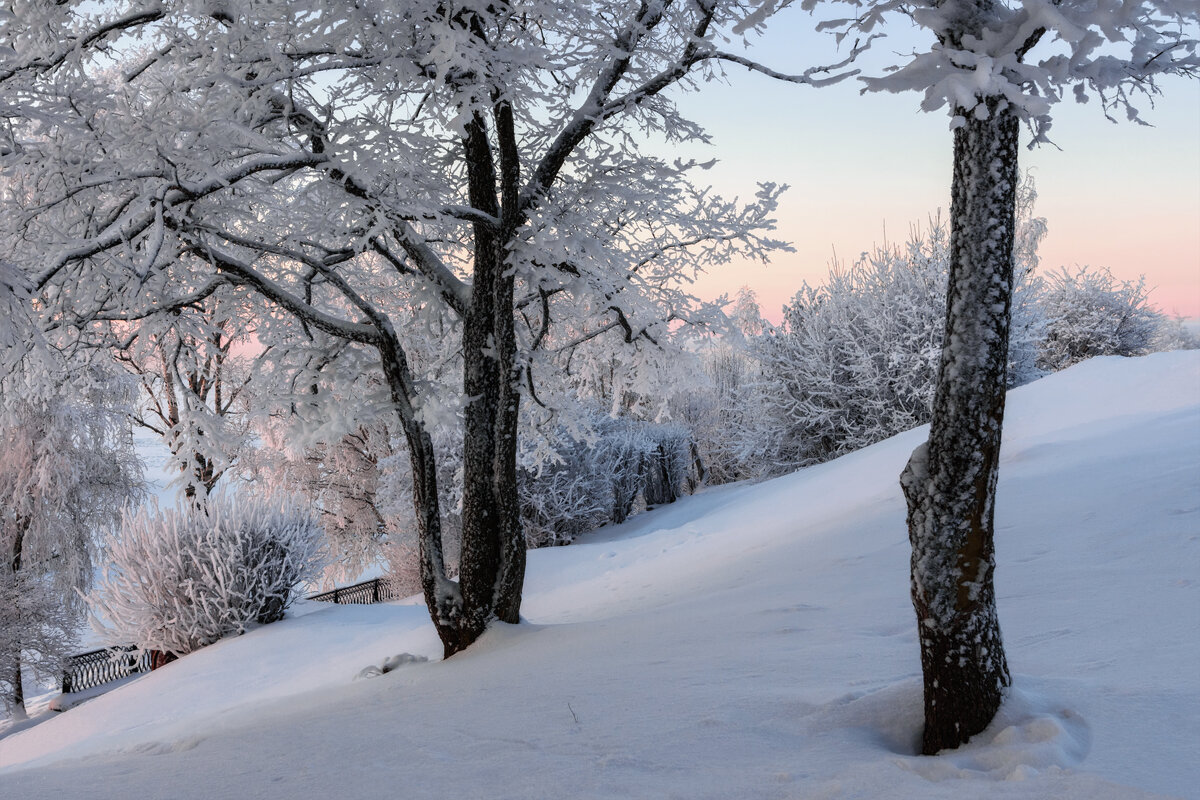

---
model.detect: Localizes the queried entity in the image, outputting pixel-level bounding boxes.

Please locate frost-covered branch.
[807,0,1200,141]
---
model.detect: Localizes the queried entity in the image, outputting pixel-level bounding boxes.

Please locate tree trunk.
[457,236,524,651]
[377,339,467,658]
[455,108,526,656]
[8,528,25,719]
[489,266,526,626]
[9,659,25,721]
[901,97,1017,754]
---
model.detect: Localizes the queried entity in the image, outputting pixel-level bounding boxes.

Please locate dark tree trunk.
[456,106,525,655]
[489,263,526,626]
[901,97,1017,754]
[182,452,218,502]
[9,659,24,719]
[393,99,527,660]
[377,338,466,657]
[491,97,528,629]
[8,527,25,718]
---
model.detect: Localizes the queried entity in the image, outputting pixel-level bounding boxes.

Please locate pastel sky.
[669,9,1200,322]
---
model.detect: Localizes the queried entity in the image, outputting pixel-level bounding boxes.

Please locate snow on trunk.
[901,96,1018,754]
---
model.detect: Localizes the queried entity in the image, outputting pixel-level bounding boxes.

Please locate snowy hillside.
[1,352,1197,799]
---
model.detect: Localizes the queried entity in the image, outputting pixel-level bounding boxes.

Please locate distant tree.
[669,288,776,485]
[255,419,397,588]
[788,0,1200,752]
[0,375,142,719]
[111,289,259,501]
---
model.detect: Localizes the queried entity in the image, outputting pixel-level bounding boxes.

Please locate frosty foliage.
[1037,266,1182,371]
[0,1,810,651]
[0,574,76,719]
[759,228,949,470]
[253,417,403,589]
[789,0,1200,142]
[89,493,327,658]
[682,216,1181,481]
[0,261,36,388]
[112,287,260,500]
[750,213,1041,472]
[667,289,776,485]
[520,417,701,548]
[0,371,142,714]
[0,261,62,407]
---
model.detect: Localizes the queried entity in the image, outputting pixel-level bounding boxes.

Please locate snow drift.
[0,352,1196,799]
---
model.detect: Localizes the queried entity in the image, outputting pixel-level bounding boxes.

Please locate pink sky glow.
[671,10,1200,323]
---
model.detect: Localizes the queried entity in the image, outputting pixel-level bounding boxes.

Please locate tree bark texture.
[9,660,23,719]
[7,524,25,717]
[456,106,526,655]
[393,94,528,660]
[377,338,465,657]
[901,97,1017,754]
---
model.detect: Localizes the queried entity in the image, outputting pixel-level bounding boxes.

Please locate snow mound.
[354,652,428,679]
[896,684,1090,783]
[0,352,1197,799]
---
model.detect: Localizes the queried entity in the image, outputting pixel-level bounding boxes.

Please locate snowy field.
[0,352,1197,799]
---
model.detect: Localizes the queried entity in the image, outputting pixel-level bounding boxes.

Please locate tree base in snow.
[916,618,1010,754]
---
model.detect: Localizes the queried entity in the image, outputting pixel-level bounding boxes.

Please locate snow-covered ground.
[1,352,1197,799]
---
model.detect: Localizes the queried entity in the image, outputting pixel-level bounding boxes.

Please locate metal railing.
[306,577,396,605]
[61,645,151,694]
[57,580,395,695]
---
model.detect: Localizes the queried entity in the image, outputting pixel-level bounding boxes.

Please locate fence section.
[59,580,396,695]
[61,645,151,693]
[306,577,396,605]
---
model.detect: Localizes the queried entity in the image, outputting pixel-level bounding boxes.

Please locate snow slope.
[1,352,1197,799]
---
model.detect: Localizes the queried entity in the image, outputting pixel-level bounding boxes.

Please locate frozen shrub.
[89,493,326,658]
[1038,266,1172,371]
[1151,316,1200,353]
[520,418,701,547]
[756,226,949,470]
[753,211,1045,473]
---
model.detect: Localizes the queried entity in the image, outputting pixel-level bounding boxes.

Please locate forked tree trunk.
[411,107,527,660]
[457,224,525,650]
[901,97,1017,754]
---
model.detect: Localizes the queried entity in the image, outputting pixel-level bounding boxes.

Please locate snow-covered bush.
[520,418,700,547]
[89,493,326,658]
[1151,317,1200,354]
[755,213,1043,473]
[757,232,946,471]
[1038,267,1174,371]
